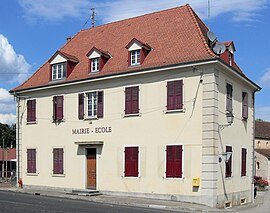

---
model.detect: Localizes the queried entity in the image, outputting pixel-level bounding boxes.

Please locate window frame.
[124,85,140,116]
[242,91,248,120]
[52,63,66,80]
[53,95,64,122]
[27,148,37,175]
[226,83,233,113]
[123,145,140,178]
[91,57,100,72]
[165,144,183,179]
[52,147,64,176]
[241,148,247,177]
[130,50,140,66]
[84,90,104,119]
[27,99,37,123]
[225,145,233,178]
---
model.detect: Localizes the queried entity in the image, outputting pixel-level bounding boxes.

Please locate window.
[27,149,36,173]
[53,96,64,121]
[167,80,183,111]
[226,83,233,112]
[84,91,103,119]
[225,146,232,177]
[125,86,139,115]
[52,63,66,80]
[130,50,140,66]
[27,99,36,123]
[53,148,64,174]
[166,145,183,178]
[124,146,139,177]
[241,148,247,176]
[242,92,248,119]
[91,58,100,72]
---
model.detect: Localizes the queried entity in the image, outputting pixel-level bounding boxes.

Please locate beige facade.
[15,61,258,208]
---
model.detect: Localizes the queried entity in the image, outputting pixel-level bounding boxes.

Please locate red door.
[87,148,96,189]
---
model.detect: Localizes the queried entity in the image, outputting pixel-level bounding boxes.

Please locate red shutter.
[125,87,132,114]
[53,149,58,174]
[32,100,36,122]
[32,149,36,173]
[242,92,248,119]
[27,101,31,122]
[225,146,232,177]
[174,145,182,178]
[241,148,247,176]
[27,149,36,173]
[78,94,84,120]
[175,80,183,109]
[167,82,174,110]
[128,51,131,66]
[125,147,131,176]
[132,86,139,114]
[59,148,64,174]
[97,91,104,118]
[226,84,233,112]
[54,96,64,121]
[166,146,174,177]
[27,149,31,173]
[125,147,138,177]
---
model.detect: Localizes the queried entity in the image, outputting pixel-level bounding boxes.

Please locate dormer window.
[126,38,151,67]
[52,63,66,80]
[87,47,111,73]
[49,50,79,81]
[91,58,100,72]
[131,50,140,66]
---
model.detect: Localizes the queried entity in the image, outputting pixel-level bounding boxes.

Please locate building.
[255,121,270,182]
[0,148,16,178]
[10,4,260,208]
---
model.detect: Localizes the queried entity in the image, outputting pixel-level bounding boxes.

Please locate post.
[5,149,8,179]
[1,136,4,179]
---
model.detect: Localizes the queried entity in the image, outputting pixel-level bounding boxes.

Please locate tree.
[0,123,16,148]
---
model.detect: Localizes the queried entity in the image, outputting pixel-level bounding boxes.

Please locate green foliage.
[0,123,16,148]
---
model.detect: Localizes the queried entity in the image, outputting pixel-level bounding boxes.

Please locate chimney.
[66,36,71,42]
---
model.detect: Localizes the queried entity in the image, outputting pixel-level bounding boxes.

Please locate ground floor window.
[124,146,139,177]
[166,145,183,178]
[241,148,247,176]
[225,146,232,177]
[27,149,36,173]
[53,148,64,174]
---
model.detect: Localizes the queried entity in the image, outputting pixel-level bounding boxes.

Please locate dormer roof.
[87,47,111,59]
[125,38,152,51]
[223,41,236,53]
[49,50,79,64]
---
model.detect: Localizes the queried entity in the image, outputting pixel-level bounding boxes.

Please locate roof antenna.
[91,8,96,28]
[208,0,211,30]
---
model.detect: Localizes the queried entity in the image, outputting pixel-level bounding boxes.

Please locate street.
[0,191,180,213]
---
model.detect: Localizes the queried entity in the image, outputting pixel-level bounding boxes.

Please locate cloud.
[0,34,31,84]
[0,114,16,125]
[256,106,270,122]
[259,68,270,87]
[18,0,268,24]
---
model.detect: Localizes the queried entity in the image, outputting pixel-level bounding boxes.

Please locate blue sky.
[0,0,269,124]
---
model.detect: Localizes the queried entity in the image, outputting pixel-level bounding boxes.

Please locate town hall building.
[10,4,260,208]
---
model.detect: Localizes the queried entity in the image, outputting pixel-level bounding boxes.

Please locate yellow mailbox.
[192,177,200,187]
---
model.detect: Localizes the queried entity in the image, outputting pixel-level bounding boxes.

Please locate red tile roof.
[255,149,270,159]
[256,121,270,140]
[13,4,241,92]
[0,148,16,161]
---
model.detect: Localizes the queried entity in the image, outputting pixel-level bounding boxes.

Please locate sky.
[0,0,269,125]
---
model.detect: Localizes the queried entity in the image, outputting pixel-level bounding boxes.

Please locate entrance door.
[87,148,96,189]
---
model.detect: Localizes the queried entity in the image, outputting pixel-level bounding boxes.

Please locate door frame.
[86,147,98,190]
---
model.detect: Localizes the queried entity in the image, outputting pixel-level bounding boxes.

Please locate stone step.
[67,189,102,196]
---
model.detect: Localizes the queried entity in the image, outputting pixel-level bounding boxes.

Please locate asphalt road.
[0,191,180,213]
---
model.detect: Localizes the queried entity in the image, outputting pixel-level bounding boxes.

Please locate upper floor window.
[27,99,36,123]
[167,80,183,111]
[125,86,139,115]
[91,58,100,72]
[242,92,248,119]
[78,91,104,119]
[131,50,140,66]
[52,63,66,80]
[226,83,233,113]
[53,96,64,121]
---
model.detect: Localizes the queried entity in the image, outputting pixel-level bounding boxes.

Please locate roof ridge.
[80,5,188,33]
[186,5,217,59]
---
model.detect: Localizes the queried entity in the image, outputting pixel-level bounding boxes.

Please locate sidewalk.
[0,183,265,213]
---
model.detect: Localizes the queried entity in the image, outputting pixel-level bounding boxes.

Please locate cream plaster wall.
[19,67,203,196]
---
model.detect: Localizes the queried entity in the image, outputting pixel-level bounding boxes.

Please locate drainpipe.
[251,91,256,203]
[15,93,20,186]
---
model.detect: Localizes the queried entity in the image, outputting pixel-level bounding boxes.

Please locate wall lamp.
[218,151,232,163]
[219,112,234,130]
